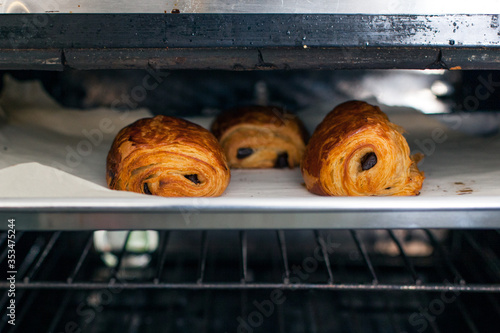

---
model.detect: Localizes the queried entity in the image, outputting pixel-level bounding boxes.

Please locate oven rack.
[1,288,499,333]
[1,229,499,333]
[0,229,498,292]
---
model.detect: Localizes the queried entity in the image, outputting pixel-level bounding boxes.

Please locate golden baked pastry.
[211,106,308,168]
[107,115,230,197]
[301,101,424,196]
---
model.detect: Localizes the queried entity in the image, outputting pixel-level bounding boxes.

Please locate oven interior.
[0,10,500,333]
[1,229,500,333]
[0,67,499,333]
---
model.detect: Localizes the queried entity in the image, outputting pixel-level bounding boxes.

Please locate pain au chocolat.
[107,115,230,197]
[211,106,308,169]
[301,101,424,196]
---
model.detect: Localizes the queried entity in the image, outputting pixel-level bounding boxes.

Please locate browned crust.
[211,105,309,143]
[302,101,388,187]
[210,105,308,169]
[106,115,230,197]
[301,101,425,196]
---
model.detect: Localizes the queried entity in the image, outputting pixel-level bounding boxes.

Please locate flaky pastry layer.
[107,115,230,197]
[211,106,308,169]
[301,101,424,196]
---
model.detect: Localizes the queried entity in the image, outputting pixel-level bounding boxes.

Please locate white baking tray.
[1,76,499,230]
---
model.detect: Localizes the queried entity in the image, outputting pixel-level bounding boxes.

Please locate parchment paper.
[1,75,499,203]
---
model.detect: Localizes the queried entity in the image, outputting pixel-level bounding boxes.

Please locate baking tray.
[1,76,500,230]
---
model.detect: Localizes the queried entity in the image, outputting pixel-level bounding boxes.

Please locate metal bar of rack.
[423,272,478,333]
[154,230,170,284]
[314,230,334,284]
[16,235,46,280]
[424,229,466,284]
[276,230,290,284]
[2,281,498,291]
[240,230,248,283]
[197,231,209,284]
[109,231,132,282]
[387,230,421,284]
[462,231,500,280]
[419,232,488,333]
[23,231,61,283]
[67,232,94,283]
[0,229,499,292]
[4,230,500,333]
[350,230,379,284]
[446,232,500,333]
[0,234,42,320]
[0,229,498,333]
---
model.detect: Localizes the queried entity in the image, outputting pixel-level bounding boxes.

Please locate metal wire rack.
[0,229,499,333]
[0,229,499,290]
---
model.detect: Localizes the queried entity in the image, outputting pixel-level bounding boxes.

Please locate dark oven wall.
[2,69,499,114]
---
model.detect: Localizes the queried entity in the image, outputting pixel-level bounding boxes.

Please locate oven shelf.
[2,108,500,230]
[0,229,498,291]
[0,229,499,332]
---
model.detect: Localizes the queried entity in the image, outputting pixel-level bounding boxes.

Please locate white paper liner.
[1,75,500,207]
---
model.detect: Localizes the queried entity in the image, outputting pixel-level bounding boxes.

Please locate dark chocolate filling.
[274,152,289,169]
[143,183,152,195]
[237,147,254,159]
[107,169,115,183]
[184,174,201,185]
[361,152,377,171]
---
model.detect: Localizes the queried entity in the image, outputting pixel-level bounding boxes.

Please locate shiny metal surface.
[5,282,500,291]
[0,14,499,70]
[1,0,499,14]
[2,209,500,230]
[2,195,500,212]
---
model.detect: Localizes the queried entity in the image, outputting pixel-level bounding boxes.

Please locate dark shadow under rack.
[0,229,499,332]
